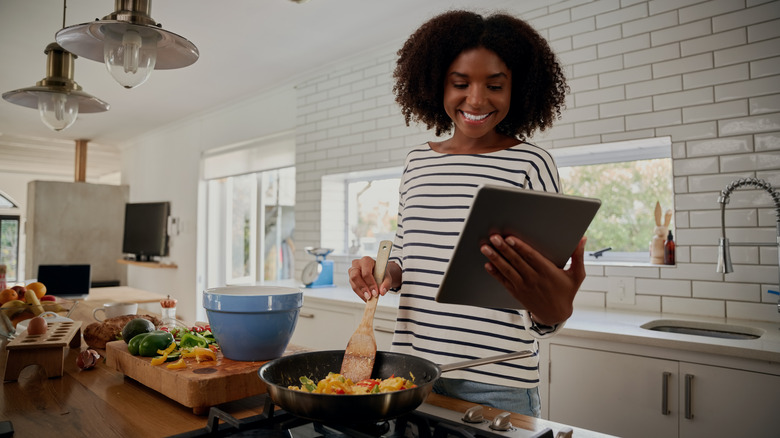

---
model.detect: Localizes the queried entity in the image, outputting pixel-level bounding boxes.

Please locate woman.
[348,10,585,417]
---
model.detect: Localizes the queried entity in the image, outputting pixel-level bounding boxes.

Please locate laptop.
[36,264,92,299]
[435,185,601,310]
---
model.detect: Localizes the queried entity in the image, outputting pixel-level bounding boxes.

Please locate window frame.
[549,137,673,264]
[204,166,296,288]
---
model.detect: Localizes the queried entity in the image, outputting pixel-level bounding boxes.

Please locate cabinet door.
[679,362,780,438]
[549,345,678,438]
[374,316,396,351]
[290,305,356,350]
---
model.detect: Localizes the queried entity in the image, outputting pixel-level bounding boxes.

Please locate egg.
[27,316,48,336]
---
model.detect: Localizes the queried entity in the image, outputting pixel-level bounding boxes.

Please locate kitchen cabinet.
[289,296,397,351]
[547,344,780,438]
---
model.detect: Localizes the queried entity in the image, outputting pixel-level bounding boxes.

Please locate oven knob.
[489,411,513,431]
[462,405,484,423]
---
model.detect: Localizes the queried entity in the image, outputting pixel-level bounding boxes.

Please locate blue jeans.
[432,377,541,418]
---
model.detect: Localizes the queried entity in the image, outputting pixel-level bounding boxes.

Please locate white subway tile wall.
[294,0,780,322]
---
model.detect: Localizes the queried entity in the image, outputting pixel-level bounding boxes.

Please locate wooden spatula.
[340,239,393,383]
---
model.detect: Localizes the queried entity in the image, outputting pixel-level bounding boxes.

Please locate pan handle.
[439,350,535,373]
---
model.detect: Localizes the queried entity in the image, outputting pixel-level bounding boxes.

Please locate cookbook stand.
[4,320,82,381]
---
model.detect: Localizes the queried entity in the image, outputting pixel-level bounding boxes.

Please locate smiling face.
[443,47,513,149]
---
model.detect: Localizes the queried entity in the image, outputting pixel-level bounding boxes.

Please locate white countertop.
[272,281,780,364]
[560,307,780,363]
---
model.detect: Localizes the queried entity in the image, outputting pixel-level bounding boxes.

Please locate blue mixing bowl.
[202,286,303,361]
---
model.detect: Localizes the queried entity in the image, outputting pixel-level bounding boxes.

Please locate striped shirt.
[389,142,563,388]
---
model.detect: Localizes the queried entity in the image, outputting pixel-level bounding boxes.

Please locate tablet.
[435,185,601,309]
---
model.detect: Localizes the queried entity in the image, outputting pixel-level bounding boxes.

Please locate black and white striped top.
[388,142,563,388]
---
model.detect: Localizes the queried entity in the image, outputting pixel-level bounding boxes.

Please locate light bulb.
[38,92,78,131]
[103,29,157,89]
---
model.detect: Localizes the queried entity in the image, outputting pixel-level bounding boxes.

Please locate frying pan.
[257,349,534,424]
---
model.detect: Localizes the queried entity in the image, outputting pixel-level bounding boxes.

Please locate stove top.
[170,395,573,438]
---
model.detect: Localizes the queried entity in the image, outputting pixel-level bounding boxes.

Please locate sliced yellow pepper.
[166,358,187,369]
[195,347,216,362]
[157,341,177,356]
[150,352,169,366]
[180,346,217,362]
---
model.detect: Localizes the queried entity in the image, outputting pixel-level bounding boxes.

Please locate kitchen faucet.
[716,177,780,314]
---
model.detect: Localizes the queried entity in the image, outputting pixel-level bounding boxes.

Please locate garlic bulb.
[77,349,101,370]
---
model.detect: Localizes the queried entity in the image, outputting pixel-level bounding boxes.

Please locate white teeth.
[462,112,489,121]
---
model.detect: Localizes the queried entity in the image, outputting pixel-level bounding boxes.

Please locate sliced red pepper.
[356,379,380,389]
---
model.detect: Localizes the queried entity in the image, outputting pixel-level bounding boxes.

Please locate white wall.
[121,0,780,324]
[119,87,296,323]
[293,0,780,322]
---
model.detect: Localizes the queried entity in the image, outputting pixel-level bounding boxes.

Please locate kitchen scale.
[302,247,335,288]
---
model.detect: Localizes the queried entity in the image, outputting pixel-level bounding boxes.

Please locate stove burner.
[169,395,559,438]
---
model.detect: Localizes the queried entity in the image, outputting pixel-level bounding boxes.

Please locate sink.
[641,319,763,340]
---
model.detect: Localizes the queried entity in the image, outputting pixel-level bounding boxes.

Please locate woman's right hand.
[348,257,398,301]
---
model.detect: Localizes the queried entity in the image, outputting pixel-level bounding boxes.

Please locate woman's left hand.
[481,235,587,326]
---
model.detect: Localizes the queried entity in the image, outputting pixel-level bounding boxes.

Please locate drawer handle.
[299,312,315,319]
[685,374,694,420]
[661,371,671,415]
[374,327,394,334]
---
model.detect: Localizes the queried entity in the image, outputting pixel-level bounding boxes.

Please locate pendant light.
[2,1,109,132]
[2,43,110,132]
[55,0,199,89]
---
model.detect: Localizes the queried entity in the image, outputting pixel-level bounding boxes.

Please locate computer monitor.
[36,264,92,298]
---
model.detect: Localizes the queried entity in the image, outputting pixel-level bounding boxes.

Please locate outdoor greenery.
[347,158,674,257]
[560,158,674,253]
[0,217,19,281]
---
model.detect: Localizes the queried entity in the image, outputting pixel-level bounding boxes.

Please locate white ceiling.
[0,0,526,178]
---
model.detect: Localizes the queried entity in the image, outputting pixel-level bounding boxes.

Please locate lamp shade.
[2,43,109,131]
[55,0,198,89]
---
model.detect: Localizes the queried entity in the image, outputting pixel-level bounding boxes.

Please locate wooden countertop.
[1,298,614,438]
[84,286,169,304]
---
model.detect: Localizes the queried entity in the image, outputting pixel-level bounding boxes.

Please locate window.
[550,137,673,263]
[0,193,15,209]
[322,168,401,257]
[0,215,20,282]
[205,167,296,287]
[347,177,400,256]
[325,137,673,264]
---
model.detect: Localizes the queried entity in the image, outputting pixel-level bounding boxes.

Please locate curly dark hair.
[393,10,568,140]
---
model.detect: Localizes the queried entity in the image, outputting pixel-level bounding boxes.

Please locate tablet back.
[435,185,601,309]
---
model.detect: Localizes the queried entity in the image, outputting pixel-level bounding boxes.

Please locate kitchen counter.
[287,282,780,364]
[559,307,780,363]
[1,295,615,438]
[84,286,169,303]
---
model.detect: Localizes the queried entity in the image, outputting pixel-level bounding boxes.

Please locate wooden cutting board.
[105,340,305,414]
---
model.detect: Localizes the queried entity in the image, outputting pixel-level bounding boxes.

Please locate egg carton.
[4,320,82,381]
